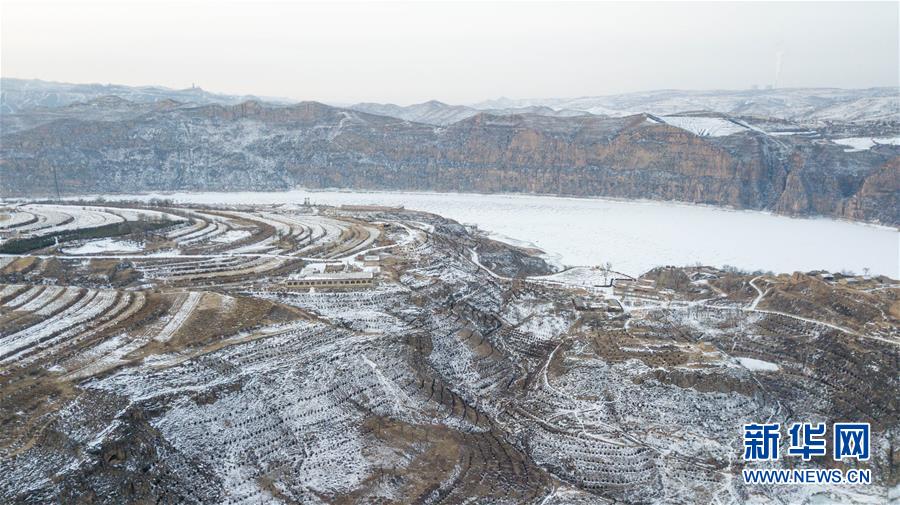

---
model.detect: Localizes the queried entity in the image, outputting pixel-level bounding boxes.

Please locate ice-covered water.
[86,190,898,278]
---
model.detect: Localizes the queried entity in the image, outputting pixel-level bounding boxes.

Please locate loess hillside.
[0,201,896,504]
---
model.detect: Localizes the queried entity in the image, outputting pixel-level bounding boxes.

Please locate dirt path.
[744,276,897,347]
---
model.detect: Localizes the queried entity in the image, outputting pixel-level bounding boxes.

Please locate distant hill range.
[351,88,899,125]
[471,88,900,124]
[1,78,898,225]
[0,78,291,114]
[4,78,896,123]
[349,100,590,126]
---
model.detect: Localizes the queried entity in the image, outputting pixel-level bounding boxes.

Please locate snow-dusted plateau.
[0,200,897,504]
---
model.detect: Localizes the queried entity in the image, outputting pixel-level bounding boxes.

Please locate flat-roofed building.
[284,271,374,289]
[338,204,404,212]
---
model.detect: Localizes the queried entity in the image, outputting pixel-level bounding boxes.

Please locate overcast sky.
[1,1,897,105]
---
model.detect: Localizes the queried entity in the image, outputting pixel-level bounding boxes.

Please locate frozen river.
[90,189,898,278]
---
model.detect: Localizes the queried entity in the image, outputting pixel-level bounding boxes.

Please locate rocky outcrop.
[1,100,898,225]
[838,157,900,224]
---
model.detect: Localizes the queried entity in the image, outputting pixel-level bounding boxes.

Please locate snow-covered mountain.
[472,88,900,123]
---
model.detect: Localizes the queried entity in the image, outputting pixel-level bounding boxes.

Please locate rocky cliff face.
[2,100,898,225]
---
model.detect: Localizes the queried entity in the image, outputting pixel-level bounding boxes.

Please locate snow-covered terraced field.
[0,287,121,364]
[170,211,237,245]
[0,204,183,241]
[3,207,71,235]
[17,205,121,236]
[0,209,38,229]
[0,203,394,284]
[153,208,383,261]
[155,291,203,342]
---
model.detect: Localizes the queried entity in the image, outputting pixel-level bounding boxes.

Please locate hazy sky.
[1,1,897,104]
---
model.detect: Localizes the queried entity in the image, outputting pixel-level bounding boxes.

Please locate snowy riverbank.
[39,189,900,278]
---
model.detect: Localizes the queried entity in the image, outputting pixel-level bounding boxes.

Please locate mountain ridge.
[2,97,897,225]
[471,87,900,123]
[6,78,896,123]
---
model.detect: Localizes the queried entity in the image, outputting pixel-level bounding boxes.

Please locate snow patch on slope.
[63,238,143,254]
[735,357,780,372]
[831,137,900,152]
[660,116,749,137]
